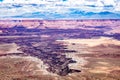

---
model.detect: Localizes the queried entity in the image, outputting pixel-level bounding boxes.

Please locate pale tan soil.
[58,37,120,47]
[56,37,120,80]
[0,37,120,80]
[0,56,57,80]
[0,43,22,54]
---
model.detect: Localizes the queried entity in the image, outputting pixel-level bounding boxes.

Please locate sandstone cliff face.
[0,20,120,34]
[0,20,119,28]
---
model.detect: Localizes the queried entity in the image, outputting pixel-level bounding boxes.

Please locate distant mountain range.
[9,11,120,19]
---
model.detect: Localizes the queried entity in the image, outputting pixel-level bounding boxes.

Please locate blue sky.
[0,0,120,19]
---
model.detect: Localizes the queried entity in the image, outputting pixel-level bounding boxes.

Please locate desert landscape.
[0,20,120,80]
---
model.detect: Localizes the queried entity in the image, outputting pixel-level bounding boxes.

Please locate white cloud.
[0,0,120,18]
[114,1,120,11]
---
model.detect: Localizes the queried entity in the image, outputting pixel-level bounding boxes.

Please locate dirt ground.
[0,37,120,80]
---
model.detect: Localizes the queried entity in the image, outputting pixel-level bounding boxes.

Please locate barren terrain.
[0,20,120,34]
[0,20,120,80]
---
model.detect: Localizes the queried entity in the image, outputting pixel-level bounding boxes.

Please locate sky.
[0,0,120,19]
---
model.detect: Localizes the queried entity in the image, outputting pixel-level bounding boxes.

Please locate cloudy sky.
[0,0,120,19]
